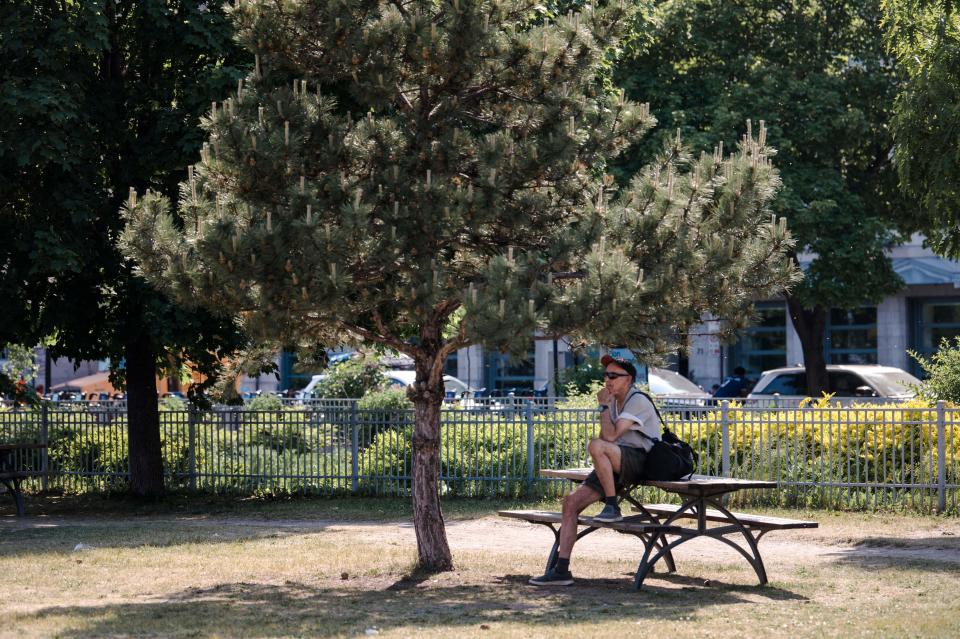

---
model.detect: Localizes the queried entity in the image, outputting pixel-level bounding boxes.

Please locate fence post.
[937,400,946,514]
[187,407,197,491]
[525,401,535,497]
[351,402,359,494]
[721,400,731,478]
[40,403,49,492]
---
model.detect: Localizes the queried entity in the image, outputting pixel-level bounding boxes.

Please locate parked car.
[648,368,711,400]
[380,370,470,397]
[747,364,920,402]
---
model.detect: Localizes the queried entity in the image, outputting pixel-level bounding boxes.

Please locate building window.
[729,304,787,378]
[826,307,877,364]
[484,346,536,394]
[444,351,458,378]
[912,299,960,376]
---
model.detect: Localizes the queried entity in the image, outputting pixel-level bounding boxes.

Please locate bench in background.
[0,443,47,516]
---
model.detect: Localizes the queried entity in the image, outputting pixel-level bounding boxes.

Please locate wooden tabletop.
[539,467,776,492]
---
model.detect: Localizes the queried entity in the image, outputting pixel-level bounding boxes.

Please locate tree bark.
[409,352,453,572]
[125,330,164,497]
[786,296,829,397]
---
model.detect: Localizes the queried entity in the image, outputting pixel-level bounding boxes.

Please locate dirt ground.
[9,510,960,572]
[5,508,960,638]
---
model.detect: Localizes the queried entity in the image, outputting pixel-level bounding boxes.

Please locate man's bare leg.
[530,483,599,585]
[587,438,623,498]
[557,483,601,559]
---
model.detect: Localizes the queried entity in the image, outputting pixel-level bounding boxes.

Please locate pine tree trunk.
[787,296,829,397]
[409,355,453,572]
[125,330,164,497]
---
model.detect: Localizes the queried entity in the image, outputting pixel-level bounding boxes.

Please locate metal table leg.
[632,490,769,589]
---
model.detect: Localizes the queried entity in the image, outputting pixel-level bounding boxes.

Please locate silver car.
[747,364,920,403]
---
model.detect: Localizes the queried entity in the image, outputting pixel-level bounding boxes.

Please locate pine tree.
[121,0,797,571]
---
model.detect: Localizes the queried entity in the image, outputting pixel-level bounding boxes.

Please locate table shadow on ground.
[499,572,806,600]
[13,577,807,638]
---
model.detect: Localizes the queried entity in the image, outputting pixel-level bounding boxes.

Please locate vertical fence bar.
[525,402,535,497]
[40,403,49,492]
[938,401,947,513]
[721,400,730,477]
[188,407,197,491]
[350,403,359,494]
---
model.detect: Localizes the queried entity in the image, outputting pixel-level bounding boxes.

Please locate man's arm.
[598,409,639,442]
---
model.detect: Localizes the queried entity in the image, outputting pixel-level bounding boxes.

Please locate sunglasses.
[603,371,631,380]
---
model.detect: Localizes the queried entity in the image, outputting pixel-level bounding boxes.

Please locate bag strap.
[621,388,664,442]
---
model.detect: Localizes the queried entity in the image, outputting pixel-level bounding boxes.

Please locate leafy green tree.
[883,1,960,256]
[618,0,907,395]
[122,0,797,570]
[0,1,248,495]
[0,344,40,405]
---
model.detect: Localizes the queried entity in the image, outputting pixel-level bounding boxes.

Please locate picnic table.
[0,443,46,516]
[499,467,817,589]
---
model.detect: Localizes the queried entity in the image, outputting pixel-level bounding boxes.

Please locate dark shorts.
[582,445,648,497]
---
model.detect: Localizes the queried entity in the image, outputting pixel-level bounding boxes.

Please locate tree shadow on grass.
[825,537,960,573]
[18,577,807,638]
[0,520,336,560]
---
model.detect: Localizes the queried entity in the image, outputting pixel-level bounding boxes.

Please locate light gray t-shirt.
[610,390,662,451]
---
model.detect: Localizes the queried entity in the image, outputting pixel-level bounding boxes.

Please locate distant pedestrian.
[713,366,748,398]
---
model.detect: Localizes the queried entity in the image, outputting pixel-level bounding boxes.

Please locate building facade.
[686,234,960,390]
[449,234,960,395]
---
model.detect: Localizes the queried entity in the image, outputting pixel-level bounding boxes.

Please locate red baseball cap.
[600,354,637,380]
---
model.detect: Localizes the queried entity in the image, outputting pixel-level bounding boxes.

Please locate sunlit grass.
[2,497,960,638]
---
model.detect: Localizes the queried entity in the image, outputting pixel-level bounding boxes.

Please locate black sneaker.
[529,568,574,586]
[592,503,623,522]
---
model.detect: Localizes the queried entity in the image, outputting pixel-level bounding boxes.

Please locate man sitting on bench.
[529,355,662,586]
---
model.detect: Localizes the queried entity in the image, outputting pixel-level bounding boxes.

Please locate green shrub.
[558,379,604,408]
[911,337,960,403]
[247,394,284,411]
[160,396,186,411]
[353,388,413,447]
[314,354,385,398]
[251,423,312,454]
[560,360,604,396]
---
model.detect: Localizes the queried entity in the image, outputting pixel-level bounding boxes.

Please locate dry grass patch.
[2,502,960,638]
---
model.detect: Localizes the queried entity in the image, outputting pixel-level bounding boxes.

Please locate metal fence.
[1,399,958,512]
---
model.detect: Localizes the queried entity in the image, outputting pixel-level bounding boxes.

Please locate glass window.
[910,299,960,377]
[729,304,787,379]
[485,347,536,394]
[444,351,458,378]
[926,303,960,325]
[917,301,960,352]
[826,306,877,365]
[757,372,805,395]
[830,307,876,326]
[828,372,870,396]
[862,369,921,396]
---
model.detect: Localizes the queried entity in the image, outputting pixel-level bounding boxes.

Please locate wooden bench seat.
[635,503,818,530]
[498,509,682,535]
[1,444,46,516]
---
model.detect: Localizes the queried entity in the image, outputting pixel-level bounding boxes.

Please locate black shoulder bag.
[630,391,698,481]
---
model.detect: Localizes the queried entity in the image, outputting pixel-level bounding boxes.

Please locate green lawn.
[2,495,960,638]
